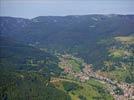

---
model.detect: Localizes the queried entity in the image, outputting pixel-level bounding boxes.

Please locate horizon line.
[1,14,134,19]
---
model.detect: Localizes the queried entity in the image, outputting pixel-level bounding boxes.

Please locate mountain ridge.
[0,14,134,69]
[1,14,134,19]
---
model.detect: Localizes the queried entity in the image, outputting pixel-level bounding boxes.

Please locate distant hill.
[0,14,134,69]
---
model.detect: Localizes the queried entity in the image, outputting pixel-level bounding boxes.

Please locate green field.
[52,78,113,100]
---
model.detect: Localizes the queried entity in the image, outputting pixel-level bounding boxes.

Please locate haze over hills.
[0,14,134,100]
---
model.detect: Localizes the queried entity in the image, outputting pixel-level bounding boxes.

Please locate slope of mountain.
[0,36,70,100]
[0,36,61,76]
[98,36,134,83]
[1,15,134,69]
[0,70,71,100]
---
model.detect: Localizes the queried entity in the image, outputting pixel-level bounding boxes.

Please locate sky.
[0,0,134,18]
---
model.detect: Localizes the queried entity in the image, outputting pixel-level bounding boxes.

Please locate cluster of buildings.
[63,63,93,82]
[60,54,134,99]
[92,72,134,100]
[74,72,89,82]
[116,83,134,100]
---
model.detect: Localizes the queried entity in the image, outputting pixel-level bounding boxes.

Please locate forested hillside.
[0,36,61,75]
[0,15,134,100]
[1,15,134,69]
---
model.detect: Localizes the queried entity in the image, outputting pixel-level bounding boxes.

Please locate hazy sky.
[0,0,134,18]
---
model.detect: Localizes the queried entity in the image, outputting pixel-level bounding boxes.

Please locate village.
[60,54,134,100]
